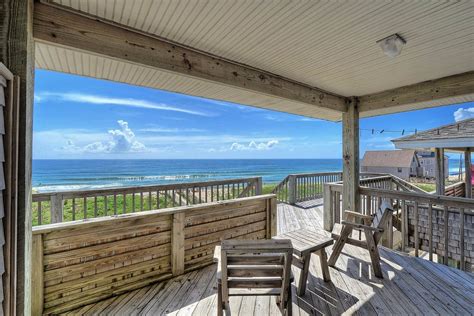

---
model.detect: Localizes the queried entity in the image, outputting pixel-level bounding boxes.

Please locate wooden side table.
[273,228,334,296]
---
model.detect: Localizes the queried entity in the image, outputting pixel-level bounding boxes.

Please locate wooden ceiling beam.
[32,2,347,113]
[359,71,474,116]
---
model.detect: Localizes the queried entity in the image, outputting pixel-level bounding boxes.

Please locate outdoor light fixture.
[377,33,406,58]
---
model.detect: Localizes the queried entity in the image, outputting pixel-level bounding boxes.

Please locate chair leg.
[217,282,223,316]
[285,285,292,316]
[328,225,352,266]
[297,253,311,296]
[364,229,383,278]
[319,249,331,282]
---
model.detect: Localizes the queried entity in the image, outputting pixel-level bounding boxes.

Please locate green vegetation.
[411,182,436,192]
[262,184,276,194]
[32,186,277,226]
[32,194,174,226]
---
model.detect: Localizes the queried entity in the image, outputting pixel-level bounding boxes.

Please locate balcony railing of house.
[324,176,474,272]
[271,172,407,204]
[271,172,343,204]
[32,177,262,225]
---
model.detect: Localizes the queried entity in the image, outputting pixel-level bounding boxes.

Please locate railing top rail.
[359,186,474,212]
[290,171,342,178]
[32,194,277,235]
[33,176,261,199]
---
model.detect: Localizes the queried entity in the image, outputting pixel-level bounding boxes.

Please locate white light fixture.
[377,33,406,58]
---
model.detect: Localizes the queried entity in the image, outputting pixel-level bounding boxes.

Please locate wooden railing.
[445,181,465,197]
[324,179,474,272]
[32,177,262,225]
[272,172,343,204]
[31,194,277,314]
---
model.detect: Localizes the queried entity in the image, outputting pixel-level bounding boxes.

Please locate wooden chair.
[214,239,293,316]
[327,201,394,278]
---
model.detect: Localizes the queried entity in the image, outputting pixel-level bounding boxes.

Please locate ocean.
[32,158,464,193]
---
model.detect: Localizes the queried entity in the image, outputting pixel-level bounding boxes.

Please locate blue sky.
[34,70,474,159]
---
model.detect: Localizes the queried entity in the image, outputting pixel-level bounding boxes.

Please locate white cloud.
[60,120,147,154]
[230,140,279,151]
[35,92,214,117]
[454,107,474,122]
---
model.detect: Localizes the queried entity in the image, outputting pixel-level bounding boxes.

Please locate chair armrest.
[341,220,384,232]
[214,245,221,263]
[344,210,373,220]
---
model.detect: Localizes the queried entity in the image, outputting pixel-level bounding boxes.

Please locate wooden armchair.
[327,201,393,278]
[214,239,293,316]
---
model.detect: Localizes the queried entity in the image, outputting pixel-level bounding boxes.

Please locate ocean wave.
[33,183,123,193]
[61,174,213,182]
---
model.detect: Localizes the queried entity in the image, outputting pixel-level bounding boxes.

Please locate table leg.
[297,253,311,296]
[318,249,331,282]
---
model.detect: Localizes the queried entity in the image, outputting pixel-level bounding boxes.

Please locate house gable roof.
[392,118,474,150]
[362,150,416,168]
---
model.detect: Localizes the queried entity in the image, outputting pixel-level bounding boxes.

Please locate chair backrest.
[371,200,394,243]
[220,239,293,303]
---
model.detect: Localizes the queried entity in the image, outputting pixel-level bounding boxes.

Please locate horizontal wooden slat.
[44,231,171,270]
[185,212,267,239]
[44,243,171,283]
[32,195,277,314]
[228,278,282,288]
[43,218,171,254]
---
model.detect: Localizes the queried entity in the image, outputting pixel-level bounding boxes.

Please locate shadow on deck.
[66,202,473,315]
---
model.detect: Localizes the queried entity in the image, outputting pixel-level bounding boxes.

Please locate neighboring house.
[361,150,421,180]
[416,151,449,178]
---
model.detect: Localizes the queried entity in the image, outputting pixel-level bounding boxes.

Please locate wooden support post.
[323,183,334,231]
[31,234,43,315]
[268,197,278,238]
[255,177,263,195]
[435,148,445,195]
[288,175,297,205]
[342,97,360,213]
[0,0,35,313]
[50,193,64,223]
[171,212,185,275]
[464,148,471,198]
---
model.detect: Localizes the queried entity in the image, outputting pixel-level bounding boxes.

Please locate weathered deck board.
[66,202,472,315]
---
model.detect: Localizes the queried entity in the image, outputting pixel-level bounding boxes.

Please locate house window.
[398,167,402,173]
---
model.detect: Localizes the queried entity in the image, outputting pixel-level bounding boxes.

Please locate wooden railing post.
[171,212,185,275]
[50,193,64,223]
[323,183,334,231]
[255,177,263,195]
[31,234,44,315]
[288,175,297,205]
[382,211,394,248]
[267,196,277,237]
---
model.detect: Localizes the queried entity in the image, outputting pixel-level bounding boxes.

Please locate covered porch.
[64,202,473,315]
[1,0,474,314]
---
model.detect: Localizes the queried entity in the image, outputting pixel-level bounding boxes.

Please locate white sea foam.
[33,183,123,193]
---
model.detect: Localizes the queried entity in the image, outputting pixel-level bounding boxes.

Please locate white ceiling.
[36,0,474,120]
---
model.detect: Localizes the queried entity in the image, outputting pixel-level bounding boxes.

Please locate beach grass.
[32,185,280,226]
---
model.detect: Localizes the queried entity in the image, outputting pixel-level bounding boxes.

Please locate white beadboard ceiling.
[36,0,474,121]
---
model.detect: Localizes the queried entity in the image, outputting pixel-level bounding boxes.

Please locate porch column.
[342,97,360,212]
[0,0,35,314]
[435,148,445,195]
[465,148,472,198]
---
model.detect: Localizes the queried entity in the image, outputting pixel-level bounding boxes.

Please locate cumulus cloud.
[62,120,147,154]
[35,91,213,117]
[230,140,279,151]
[454,107,474,122]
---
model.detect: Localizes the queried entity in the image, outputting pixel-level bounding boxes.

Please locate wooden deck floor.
[66,202,473,315]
